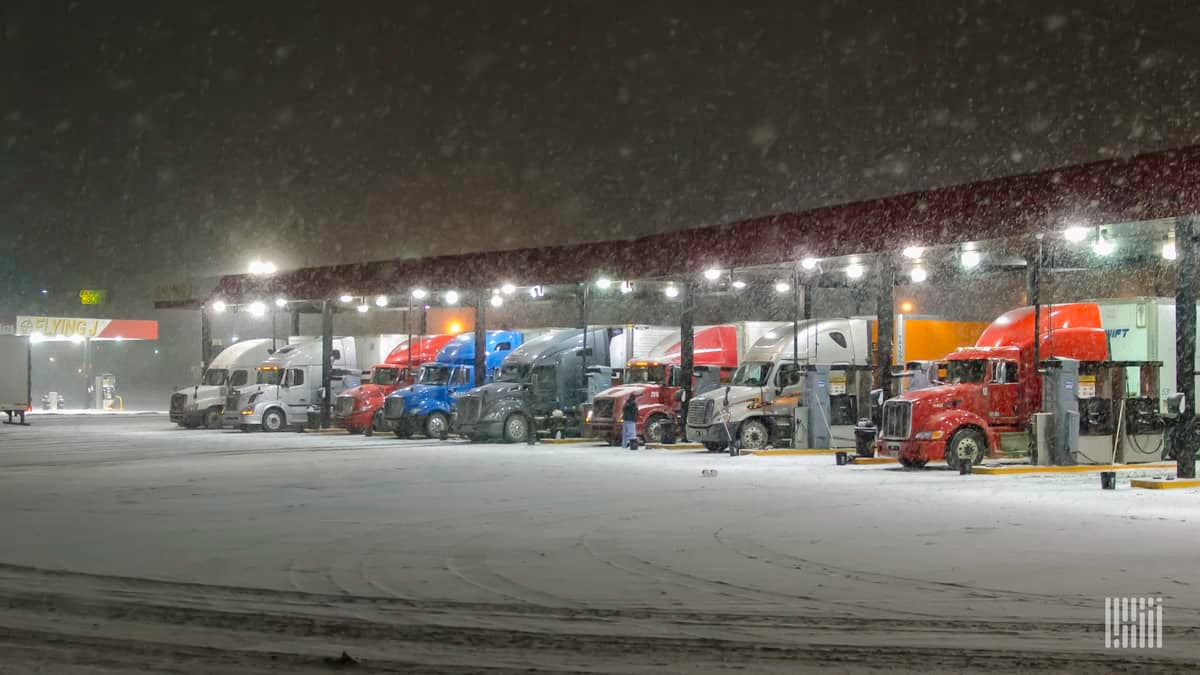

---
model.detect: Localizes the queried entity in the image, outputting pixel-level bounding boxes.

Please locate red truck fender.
[920,408,993,460]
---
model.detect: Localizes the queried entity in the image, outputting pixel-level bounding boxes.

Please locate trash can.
[306,404,321,430]
[854,418,877,458]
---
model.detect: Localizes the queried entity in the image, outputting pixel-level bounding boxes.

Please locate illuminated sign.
[15,316,159,340]
[79,289,108,305]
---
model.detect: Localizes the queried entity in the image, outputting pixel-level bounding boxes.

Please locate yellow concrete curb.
[1130,478,1200,490]
[849,457,898,465]
[645,443,704,450]
[746,449,843,456]
[540,437,601,445]
[300,428,352,435]
[972,462,1175,475]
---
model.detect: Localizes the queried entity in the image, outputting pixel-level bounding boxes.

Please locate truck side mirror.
[1166,392,1187,419]
[331,349,341,361]
[673,389,685,402]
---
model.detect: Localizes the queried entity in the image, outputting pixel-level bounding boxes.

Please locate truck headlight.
[915,430,944,440]
[240,407,254,416]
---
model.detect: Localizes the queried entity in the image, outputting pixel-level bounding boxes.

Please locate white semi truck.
[223,337,357,431]
[1,335,31,425]
[169,338,275,429]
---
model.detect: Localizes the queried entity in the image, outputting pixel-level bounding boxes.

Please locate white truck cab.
[223,338,356,431]
[685,318,870,450]
[169,338,275,429]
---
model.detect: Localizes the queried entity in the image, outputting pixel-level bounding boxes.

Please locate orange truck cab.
[590,325,739,445]
[333,334,454,433]
[877,303,1108,468]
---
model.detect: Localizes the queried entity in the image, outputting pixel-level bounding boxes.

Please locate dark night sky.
[2,1,1199,305]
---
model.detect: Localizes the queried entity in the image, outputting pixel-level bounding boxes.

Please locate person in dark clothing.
[621,393,639,449]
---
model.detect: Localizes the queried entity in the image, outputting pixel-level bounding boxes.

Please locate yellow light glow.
[448,321,463,334]
[900,302,914,313]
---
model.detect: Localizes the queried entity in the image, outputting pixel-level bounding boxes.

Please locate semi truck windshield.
[256,368,284,385]
[499,363,530,382]
[201,368,228,386]
[624,365,665,385]
[417,365,450,385]
[732,362,773,387]
[946,359,987,384]
[370,367,399,385]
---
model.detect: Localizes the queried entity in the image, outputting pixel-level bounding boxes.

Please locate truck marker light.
[241,408,254,415]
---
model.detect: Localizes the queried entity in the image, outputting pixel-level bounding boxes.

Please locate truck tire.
[204,408,222,430]
[425,412,449,438]
[262,409,285,432]
[945,428,986,470]
[644,414,670,444]
[393,427,411,439]
[899,457,927,469]
[704,442,724,453]
[503,414,531,443]
[737,419,770,451]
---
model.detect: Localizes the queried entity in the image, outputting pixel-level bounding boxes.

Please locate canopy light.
[1064,226,1088,243]
[619,281,634,294]
[411,288,428,300]
[910,267,928,283]
[339,294,353,303]
[490,294,504,308]
[664,285,680,298]
[774,281,790,294]
[374,295,388,307]
[247,301,267,317]
[960,249,982,269]
[1163,239,1177,261]
[211,300,227,313]
[800,257,818,271]
[444,290,460,305]
[500,283,516,295]
[248,259,277,275]
[70,334,84,344]
[274,297,287,308]
[356,304,369,314]
[1093,230,1115,256]
[703,268,722,281]
[902,246,924,259]
[596,277,612,290]
[900,301,915,313]
[846,263,865,279]
[732,279,747,290]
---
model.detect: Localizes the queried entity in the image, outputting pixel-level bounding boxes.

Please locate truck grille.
[225,393,242,412]
[686,398,713,427]
[170,393,187,413]
[335,395,355,417]
[457,395,482,424]
[592,398,615,420]
[384,396,406,419]
[881,400,912,439]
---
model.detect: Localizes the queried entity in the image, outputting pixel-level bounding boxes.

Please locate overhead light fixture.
[1163,238,1177,261]
[960,249,982,269]
[211,300,227,313]
[596,276,612,290]
[444,290,460,305]
[774,281,790,293]
[411,288,428,300]
[664,284,680,298]
[490,294,504,308]
[910,267,928,283]
[1064,226,1088,243]
[500,283,516,295]
[339,293,353,303]
[731,279,747,290]
[846,263,865,279]
[902,246,924,259]
[703,268,722,281]
[69,334,84,344]
[40,288,48,295]
[1093,229,1115,256]
[529,285,545,298]
[900,301,915,313]
[247,301,267,317]
[619,280,634,294]
[248,259,277,275]
[274,297,287,308]
[356,304,369,314]
[800,257,818,270]
[375,295,388,307]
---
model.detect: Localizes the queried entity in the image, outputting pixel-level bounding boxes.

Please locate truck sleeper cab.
[169,338,274,429]
[222,338,356,432]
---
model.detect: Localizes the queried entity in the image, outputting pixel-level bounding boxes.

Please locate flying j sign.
[16,315,159,340]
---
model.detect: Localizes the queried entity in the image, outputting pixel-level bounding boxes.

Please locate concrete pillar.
[680,277,696,401]
[320,299,334,429]
[1174,216,1198,478]
[874,254,895,401]
[1026,236,1043,374]
[577,283,589,378]
[803,281,814,321]
[200,307,213,367]
[290,309,301,337]
[474,290,487,387]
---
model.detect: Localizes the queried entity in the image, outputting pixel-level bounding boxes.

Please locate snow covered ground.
[1,416,1197,673]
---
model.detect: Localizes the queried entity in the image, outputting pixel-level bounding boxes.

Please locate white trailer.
[1,335,32,425]
[1095,297,1200,406]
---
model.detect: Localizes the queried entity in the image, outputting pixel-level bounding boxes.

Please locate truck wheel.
[204,408,222,430]
[369,411,385,433]
[704,442,724,453]
[394,427,412,439]
[737,419,770,450]
[899,457,927,469]
[425,412,449,438]
[262,409,285,432]
[946,428,986,469]
[503,414,531,443]
[644,414,670,444]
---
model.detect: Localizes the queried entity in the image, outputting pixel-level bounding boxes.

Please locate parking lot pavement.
[1,415,1198,672]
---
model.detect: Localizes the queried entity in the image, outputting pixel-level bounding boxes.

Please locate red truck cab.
[334,335,454,433]
[590,326,738,445]
[877,304,1108,468]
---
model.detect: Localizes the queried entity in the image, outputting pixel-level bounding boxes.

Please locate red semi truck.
[334,334,454,433]
[590,325,743,445]
[877,304,1108,468]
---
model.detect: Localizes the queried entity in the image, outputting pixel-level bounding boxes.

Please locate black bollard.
[836,451,849,466]
[1100,471,1117,490]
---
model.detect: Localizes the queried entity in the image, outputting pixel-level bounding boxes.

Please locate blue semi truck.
[382,331,524,438]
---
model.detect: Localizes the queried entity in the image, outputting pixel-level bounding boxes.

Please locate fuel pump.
[792,365,872,449]
[96,373,118,410]
[1113,361,1165,463]
[1033,358,1080,465]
